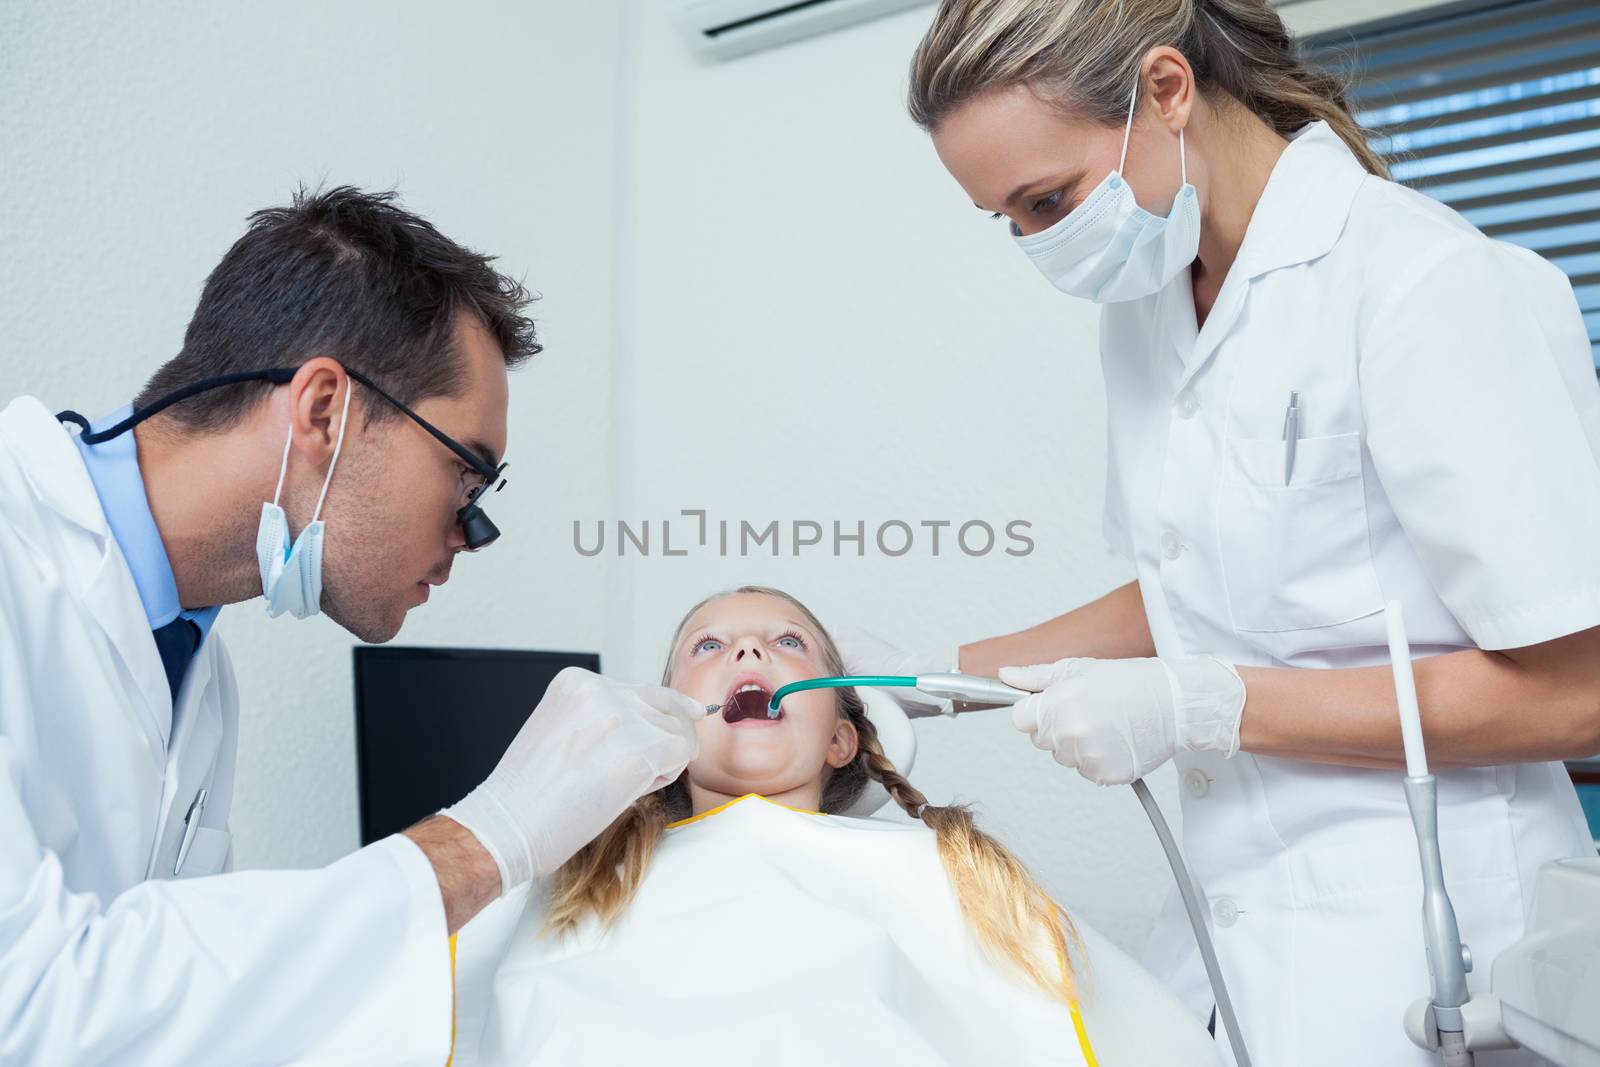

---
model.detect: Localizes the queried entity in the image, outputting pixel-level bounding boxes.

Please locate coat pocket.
[176,826,232,877]
[1218,432,1385,635]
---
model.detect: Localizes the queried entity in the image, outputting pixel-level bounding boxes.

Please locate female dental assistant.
[844,1,1600,1064]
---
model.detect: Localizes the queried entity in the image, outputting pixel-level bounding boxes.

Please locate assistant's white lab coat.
[1098,121,1600,1065]
[0,396,453,1065]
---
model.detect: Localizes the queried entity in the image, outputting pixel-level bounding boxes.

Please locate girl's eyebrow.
[682,616,818,645]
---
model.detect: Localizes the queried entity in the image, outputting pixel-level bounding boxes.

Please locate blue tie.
[151,617,200,702]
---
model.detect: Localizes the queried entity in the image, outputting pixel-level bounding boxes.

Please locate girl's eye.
[775,631,807,651]
[691,636,722,655]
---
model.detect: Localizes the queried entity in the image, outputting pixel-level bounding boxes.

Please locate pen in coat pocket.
[1282,390,1301,486]
[174,787,207,875]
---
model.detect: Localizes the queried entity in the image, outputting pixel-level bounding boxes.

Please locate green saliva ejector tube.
[705,676,916,718]
[766,673,1030,716]
[767,676,917,716]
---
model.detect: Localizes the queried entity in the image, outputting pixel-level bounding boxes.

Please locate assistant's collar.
[1232,120,1372,280]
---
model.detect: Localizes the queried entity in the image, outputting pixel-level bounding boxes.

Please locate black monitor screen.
[352,646,600,845]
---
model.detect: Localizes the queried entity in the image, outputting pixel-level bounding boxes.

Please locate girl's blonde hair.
[542,585,1084,1003]
[907,0,1388,178]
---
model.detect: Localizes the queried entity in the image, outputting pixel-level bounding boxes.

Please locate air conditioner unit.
[679,0,933,61]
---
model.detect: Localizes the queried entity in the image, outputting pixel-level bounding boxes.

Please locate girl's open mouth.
[722,684,781,725]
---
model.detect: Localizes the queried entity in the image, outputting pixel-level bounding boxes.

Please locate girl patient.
[450,586,1218,1066]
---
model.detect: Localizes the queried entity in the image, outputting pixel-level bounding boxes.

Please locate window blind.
[1308,0,1600,371]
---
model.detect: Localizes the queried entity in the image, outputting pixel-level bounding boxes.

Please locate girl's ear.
[825,717,860,769]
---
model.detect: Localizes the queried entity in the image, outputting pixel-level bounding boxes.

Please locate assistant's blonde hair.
[908,0,1388,178]
[543,585,1084,1003]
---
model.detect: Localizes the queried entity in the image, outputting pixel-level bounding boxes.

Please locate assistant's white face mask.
[1013,78,1200,303]
[255,383,352,620]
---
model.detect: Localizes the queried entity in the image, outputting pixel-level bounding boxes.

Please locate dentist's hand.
[999,656,1245,785]
[443,667,701,893]
[833,624,960,718]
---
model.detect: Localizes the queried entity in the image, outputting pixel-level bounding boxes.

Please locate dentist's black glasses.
[58,365,509,551]
[342,369,507,551]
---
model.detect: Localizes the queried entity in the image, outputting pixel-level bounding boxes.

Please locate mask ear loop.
[310,378,353,524]
[1117,76,1140,174]
[271,426,294,508]
[1123,74,1190,191]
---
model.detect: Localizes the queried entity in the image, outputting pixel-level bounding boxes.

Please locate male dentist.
[0,186,700,1064]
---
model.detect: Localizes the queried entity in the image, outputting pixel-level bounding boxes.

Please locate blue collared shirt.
[73,405,221,642]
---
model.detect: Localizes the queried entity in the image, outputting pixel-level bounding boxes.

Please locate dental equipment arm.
[767,674,1254,1067]
[1389,602,1498,1066]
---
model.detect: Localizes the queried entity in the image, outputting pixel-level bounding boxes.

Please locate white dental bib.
[451,795,1220,1067]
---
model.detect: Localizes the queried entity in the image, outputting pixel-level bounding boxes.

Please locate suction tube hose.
[1131,777,1252,1067]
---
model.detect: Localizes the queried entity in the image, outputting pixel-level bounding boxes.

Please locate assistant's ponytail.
[1185,0,1388,177]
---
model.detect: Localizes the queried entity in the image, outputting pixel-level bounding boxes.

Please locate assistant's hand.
[999,656,1245,784]
[832,623,960,718]
[443,666,701,893]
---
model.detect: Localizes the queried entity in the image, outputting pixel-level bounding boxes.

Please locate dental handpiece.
[912,672,1029,708]
[705,675,919,718]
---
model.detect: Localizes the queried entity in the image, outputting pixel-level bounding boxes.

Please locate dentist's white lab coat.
[1099,121,1600,1065]
[0,396,453,1065]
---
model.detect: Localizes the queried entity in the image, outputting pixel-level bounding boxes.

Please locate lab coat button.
[1160,529,1184,560]
[1185,768,1211,798]
[1175,391,1199,419]
[1213,897,1239,928]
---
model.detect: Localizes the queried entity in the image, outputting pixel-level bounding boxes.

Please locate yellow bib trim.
[667,792,827,829]
[445,932,457,1067]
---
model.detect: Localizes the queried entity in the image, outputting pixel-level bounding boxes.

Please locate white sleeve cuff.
[291,835,454,1066]
[1451,582,1600,651]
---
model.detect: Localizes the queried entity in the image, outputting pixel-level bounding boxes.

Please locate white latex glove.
[832,623,961,718]
[999,656,1245,785]
[443,666,701,893]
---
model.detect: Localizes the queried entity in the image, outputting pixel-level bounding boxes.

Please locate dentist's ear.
[286,357,357,464]
[825,718,860,769]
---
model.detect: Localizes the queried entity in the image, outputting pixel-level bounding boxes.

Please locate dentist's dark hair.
[541,584,1085,1005]
[134,185,540,433]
